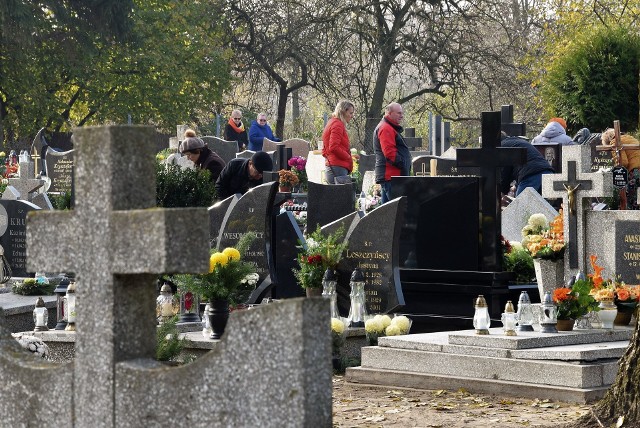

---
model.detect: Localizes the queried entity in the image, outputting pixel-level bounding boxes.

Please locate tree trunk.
[275,84,288,139]
[363,53,394,152]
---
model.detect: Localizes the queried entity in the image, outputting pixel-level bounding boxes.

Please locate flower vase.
[615,303,636,326]
[208,299,230,340]
[598,300,617,329]
[556,319,575,331]
[533,258,564,300]
[306,287,322,297]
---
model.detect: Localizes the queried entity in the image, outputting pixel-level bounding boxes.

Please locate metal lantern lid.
[67,281,76,293]
[517,291,531,305]
[160,283,172,293]
[474,295,487,308]
[54,275,70,294]
[323,268,337,282]
[504,301,515,313]
[542,290,554,306]
[350,268,365,283]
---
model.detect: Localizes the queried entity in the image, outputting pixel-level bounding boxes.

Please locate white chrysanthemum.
[365,318,384,333]
[527,213,548,230]
[385,325,401,336]
[306,238,318,249]
[391,316,411,334]
[380,315,392,328]
[331,317,345,334]
[510,241,523,252]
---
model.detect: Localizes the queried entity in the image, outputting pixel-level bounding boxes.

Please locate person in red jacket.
[373,102,411,203]
[322,100,355,184]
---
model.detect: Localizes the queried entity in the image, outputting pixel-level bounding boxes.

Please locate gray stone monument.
[542,144,613,279]
[501,187,558,243]
[202,136,239,164]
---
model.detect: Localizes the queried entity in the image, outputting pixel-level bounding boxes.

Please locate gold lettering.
[623,252,640,261]
[625,235,640,243]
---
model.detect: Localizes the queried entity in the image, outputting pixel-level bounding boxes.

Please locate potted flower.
[588,255,639,327]
[331,317,346,371]
[288,156,308,192]
[173,234,255,339]
[522,211,566,298]
[364,314,391,345]
[278,169,299,193]
[552,279,598,330]
[293,226,347,297]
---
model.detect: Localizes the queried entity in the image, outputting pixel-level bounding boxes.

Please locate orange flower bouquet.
[522,211,565,261]
[553,280,598,320]
[587,255,639,311]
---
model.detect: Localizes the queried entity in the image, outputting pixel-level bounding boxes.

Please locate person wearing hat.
[531,117,574,146]
[181,129,226,181]
[214,151,273,199]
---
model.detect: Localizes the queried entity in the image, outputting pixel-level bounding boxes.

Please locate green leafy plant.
[173,234,256,304]
[504,247,535,283]
[156,161,216,208]
[50,191,72,210]
[156,315,190,362]
[12,278,56,296]
[553,280,599,320]
[293,226,347,289]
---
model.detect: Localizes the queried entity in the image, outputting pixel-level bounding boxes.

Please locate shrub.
[156,162,216,208]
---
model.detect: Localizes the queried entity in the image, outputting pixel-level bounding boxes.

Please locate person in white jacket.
[531,117,574,146]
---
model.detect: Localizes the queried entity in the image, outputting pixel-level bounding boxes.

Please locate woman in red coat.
[322,100,355,184]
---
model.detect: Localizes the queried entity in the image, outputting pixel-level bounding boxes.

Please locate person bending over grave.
[224,109,249,151]
[248,113,280,151]
[215,151,273,199]
[601,128,640,209]
[373,102,411,203]
[500,133,555,196]
[322,100,355,184]
[181,129,226,181]
[531,117,574,146]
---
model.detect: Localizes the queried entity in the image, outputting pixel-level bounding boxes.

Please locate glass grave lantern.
[348,268,367,328]
[178,288,200,323]
[516,291,535,332]
[33,296,49,332]
[156,284,176,323]
[64,281,77,331]
[500,301,517,336]
[473,295,491,335]
[539,291,558,333]
[322,268,340,319]
[54,275,70,330]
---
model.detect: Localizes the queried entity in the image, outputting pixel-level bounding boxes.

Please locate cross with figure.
[542,144,612,275]
[20,126,210,426]
[456,111,527,271]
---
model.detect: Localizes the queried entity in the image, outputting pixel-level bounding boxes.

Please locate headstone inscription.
[208,195,239,248]
[22,126,210,426]
[456,111,527,271]
[542,144,613,277]
[615,220,640,282]
[328,197,407,316]
[0,200,40,277]
[216,182,278,292]
[501,187,558,243]
[587,133,612,172]
[201,136,239,164]
[44,148,74,194]
[306,181,355,233]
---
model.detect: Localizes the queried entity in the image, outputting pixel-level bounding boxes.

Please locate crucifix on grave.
[23,126,210,426]
[542,144,613,276]
[596,120,640,210]
[414,162,428,177]
[456,111,527,271]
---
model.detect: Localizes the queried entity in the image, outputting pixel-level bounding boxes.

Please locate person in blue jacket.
[248,113,280,151]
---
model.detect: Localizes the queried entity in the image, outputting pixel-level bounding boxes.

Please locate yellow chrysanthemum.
[0,151,5,158]
[222,247,241,262]
[331,317,345,334]
[209,252,227,272]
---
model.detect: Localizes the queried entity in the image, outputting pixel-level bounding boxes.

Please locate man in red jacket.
[373,102,411,203]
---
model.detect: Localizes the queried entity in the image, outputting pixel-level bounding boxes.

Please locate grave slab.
[501,187,558,243]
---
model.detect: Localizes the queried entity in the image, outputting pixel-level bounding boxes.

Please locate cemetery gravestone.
[501,187,558,243]
[306,152,326,184]
[44,148,74,194]
[361,171,376,195]
[357,154,376,175]
[208,195,239,248]
[201,136,239,164]
[281,138,311,159]
[236,150,255,159]
[429,114,442,156]
[331,197,407,315]
[542,144,613,278]
[456,111,527,271]
[216,182,278,289]
[501,104,526,136]
[0,200,40,277]
[532,142,562,173]
[588,134,612,172]
[306,181,355,233]
[615,220,640,282]
[272,211,306,299]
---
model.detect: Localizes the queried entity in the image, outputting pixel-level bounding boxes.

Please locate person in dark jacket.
[224,109,249,151]
[500,135,555,196]
[215,151,273,199]
[248,113,280,151]
[181,129,226,182]
[373,102,411,203]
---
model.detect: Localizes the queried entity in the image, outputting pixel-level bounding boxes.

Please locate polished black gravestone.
[216,182,278,290]
[271,211,306,299]
[327,197,407,316]
[587,133,612,172]
[615,220,640,283]
[532,142,562,173]
[412,155,479,177]
[208,195,239,248]
[306,181,355,233]
[358,154,376,175]
[0,200,40,277]
[44,148,74,194]
[457,111,527,272]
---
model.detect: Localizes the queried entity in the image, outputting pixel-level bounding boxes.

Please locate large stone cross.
[24,126,210,425]
[456,111,527,271]
[542,144,612,276]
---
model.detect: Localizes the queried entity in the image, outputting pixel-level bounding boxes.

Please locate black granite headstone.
[330,197,407,315]
[272,211,306,299]
[412,155,479,177]
[500,104,526,136]
[588,133,612,172]
[306,181,355,233]
[0,199,40,277]
[429,114,442,156]
[391,176,480,270]
[44,149,74,194]
[456,111,527,271]
[616,220,640,283]
[216,182,278,287]
[357,154,376,174]
[208,195,239,248]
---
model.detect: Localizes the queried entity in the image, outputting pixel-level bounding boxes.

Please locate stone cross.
[542,144,612,276]
[25,126,210,426]
[456,111,527,271]
[6,157,45,199]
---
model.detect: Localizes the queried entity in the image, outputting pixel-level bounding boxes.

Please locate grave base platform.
[346,327,634,404]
